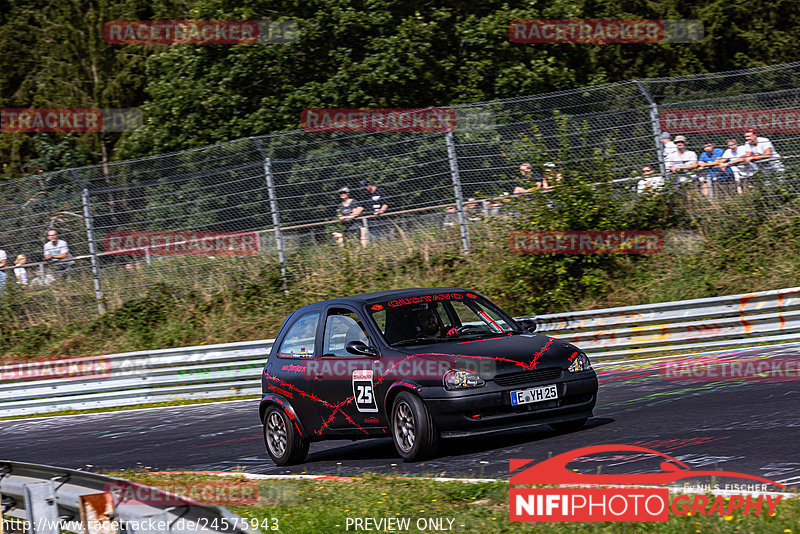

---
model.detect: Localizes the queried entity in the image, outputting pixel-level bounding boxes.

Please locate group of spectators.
[0,229,74,290]
[333,180,389,247]
[639,127,784,196]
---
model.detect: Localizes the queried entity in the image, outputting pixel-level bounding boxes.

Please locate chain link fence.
[2,62,800,325]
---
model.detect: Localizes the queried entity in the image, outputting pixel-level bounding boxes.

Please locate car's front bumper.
[422,372,598,437]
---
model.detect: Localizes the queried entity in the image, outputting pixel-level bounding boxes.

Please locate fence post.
[445,131,470,254]
[251,138,287,289]
[635,80,666,176]
[71,170,105,315]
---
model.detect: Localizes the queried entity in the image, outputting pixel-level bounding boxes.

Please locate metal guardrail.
[523,286,800,358]
[0,461,252,533]
[2,286,800,418]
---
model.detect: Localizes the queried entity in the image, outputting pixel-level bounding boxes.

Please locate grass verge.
[110,471,800,533]
[0,394,258,421]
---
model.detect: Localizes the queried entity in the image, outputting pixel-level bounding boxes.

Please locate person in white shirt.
[636,165,665,194]
[661,132,677,160]
[29,267,55,287]
[43,229,75,275]
[666,135,698,184]
[744,128,784,174]
[13,254,28,285]
[718,138,758,195]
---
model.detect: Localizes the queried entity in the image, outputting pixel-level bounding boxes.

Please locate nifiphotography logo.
[510,444,785,522]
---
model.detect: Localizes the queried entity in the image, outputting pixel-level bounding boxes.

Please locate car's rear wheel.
[549,417,588,432]
[264,406,309,466]
[391,392,439,461]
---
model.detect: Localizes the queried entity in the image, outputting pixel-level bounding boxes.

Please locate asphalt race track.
[2,346,799,488]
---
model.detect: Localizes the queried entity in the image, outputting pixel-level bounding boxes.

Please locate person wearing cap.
[661,132,678,159]
[332,187,364,247]
[743,128,784,174]
[359,180,389,245]
[696,140,730,196]
[666,135,698,182]
[636,165,665,194]
[719,137,758,194]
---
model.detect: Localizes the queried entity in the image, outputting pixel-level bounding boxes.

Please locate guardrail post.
[23,481,60,534]
[71,170,105,315]
[251,138,287,292]
[445,131,470,254]
[635,81,666,176]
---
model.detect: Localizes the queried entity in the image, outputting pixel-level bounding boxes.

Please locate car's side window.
[276,311,319,359]
[323,309,370,357]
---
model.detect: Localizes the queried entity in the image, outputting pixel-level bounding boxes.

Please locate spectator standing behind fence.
[636,165,665,194]
[29,267,55,287]
[744,128,784,174]
[0,247,6,289]
[43,229,75,275]
[696,140,730,196]
[359,180,389,246]
[332,187,365,247]
[666,135,698,184]
[443,205,458,227]
[513,162,547,194]
[13,255,28,285]
[718,138,757,195]
[661,132,678,159]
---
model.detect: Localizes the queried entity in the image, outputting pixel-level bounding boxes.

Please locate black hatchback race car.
[259,287,598,465]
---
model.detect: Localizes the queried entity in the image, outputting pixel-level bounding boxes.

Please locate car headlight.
[568,351,592,373]
[443,369,485,390]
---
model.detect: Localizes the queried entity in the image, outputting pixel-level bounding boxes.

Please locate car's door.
[265,309,324,430]
[312,305,382,433]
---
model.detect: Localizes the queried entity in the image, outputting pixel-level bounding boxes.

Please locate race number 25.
[352,369,378,412]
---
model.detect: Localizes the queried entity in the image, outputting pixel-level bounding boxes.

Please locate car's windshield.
[368,292,521,346]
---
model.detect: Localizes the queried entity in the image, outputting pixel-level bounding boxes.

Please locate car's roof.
[292,287,470,313]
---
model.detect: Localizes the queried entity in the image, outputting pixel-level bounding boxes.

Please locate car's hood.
[392,334,578,378]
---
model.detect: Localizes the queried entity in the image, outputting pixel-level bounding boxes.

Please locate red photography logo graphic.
[509,444,785,522]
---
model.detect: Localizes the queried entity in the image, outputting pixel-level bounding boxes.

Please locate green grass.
[0,394,259,421]
[109,471,800,533]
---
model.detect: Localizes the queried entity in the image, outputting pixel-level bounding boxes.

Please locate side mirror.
[346,340,379,357]
[517,318,537,333]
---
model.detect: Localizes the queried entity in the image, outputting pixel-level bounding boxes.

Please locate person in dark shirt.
[359,180,389,245]
[333,187,364,247]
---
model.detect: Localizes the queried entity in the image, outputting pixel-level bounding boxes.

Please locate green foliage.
[491,115,677,313]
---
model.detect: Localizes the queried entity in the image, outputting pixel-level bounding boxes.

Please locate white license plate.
[510,384,558,406]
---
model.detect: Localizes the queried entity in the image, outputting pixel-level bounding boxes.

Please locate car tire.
[549,417,588,433]
[391,392,439,461]
[263,406,309,466]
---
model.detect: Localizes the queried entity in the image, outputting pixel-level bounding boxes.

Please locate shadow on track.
[306,417,614,464]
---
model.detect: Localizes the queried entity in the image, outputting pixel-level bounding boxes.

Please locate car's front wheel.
[264,406,309,466]
[391,392,439,461]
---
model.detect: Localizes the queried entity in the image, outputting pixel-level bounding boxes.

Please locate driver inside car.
[413,307,442,338]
